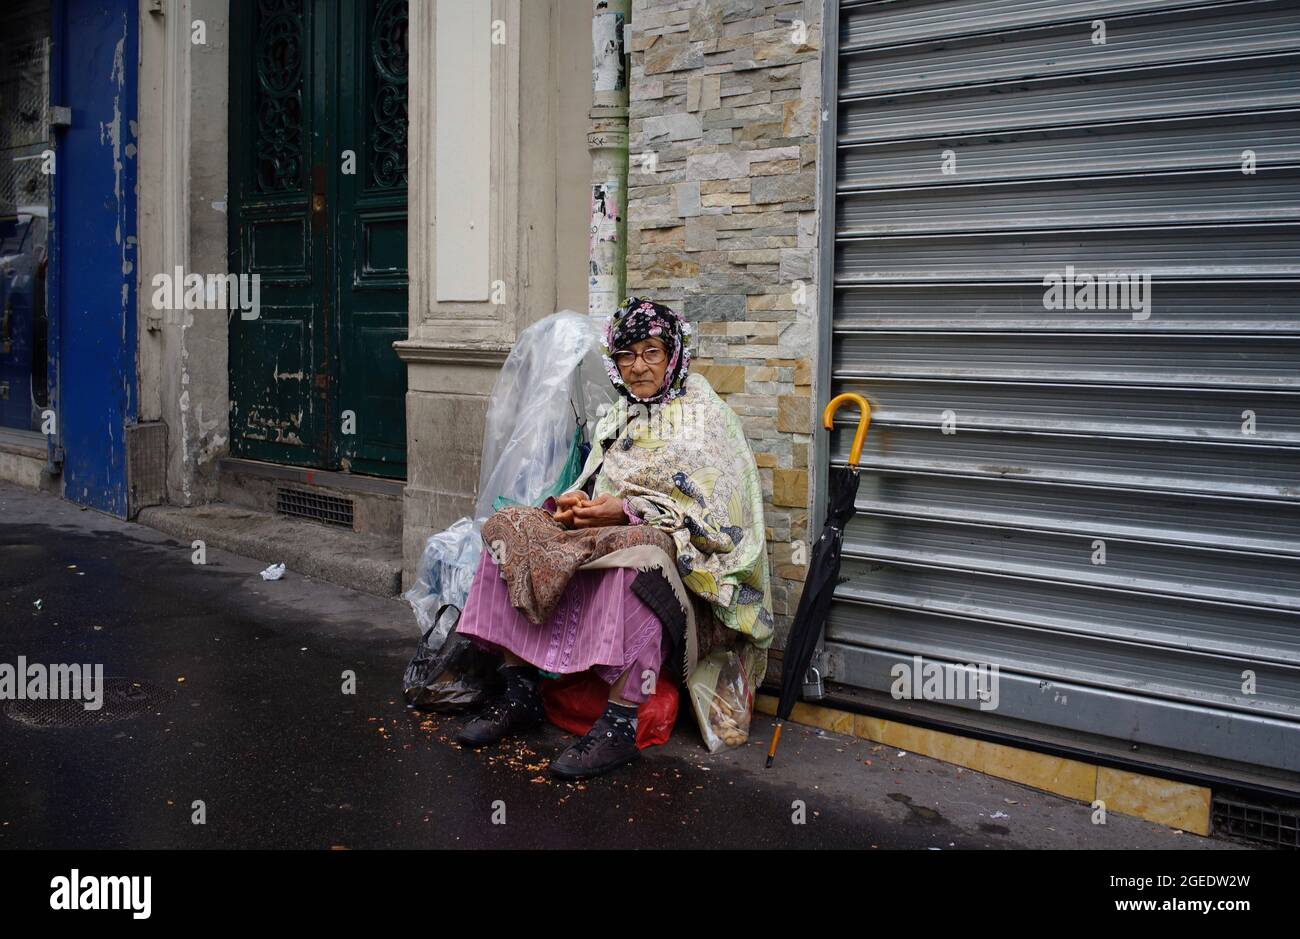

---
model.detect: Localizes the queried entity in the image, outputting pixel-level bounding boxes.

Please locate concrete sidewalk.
[139,502,403,597]
[0,483,1243,849]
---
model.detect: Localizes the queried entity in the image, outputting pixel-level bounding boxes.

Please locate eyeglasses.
[612,346,666,368]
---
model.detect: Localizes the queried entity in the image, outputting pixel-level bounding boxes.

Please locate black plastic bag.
[401,604,503,712]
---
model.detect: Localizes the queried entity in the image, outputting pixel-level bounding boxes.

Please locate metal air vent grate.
[276,486,354,529]
[1213,795,1300,850]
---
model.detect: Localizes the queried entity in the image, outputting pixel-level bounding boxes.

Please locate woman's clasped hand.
[552,492,626,529]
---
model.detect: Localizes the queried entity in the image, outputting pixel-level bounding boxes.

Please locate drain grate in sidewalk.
[3,679,174,729]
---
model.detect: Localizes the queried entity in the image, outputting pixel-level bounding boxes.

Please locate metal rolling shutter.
[818,0,1300,777]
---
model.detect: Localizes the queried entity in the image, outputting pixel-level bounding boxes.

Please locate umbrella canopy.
[767,393,871,767]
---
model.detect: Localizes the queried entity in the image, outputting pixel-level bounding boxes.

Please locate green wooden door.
[228,0,408,478]
[334,0,409,476]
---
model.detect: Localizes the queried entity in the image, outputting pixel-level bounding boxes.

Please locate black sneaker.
[549,714,640,781]
[455,678,544,748]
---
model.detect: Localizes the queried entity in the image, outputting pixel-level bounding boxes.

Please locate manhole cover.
[3,678,174,729]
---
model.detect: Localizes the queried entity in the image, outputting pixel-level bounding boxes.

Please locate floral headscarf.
[601,296,693,404]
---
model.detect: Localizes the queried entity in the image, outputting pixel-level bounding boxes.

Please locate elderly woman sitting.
[454,297,774,780]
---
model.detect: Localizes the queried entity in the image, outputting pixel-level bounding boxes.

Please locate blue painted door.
[52,0,138,515]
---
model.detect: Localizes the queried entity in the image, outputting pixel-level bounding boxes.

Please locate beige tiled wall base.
[1097,767,1211,836]
[755,694,1211,835]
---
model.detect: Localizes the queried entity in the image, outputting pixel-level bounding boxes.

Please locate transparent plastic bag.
[403,517,482,634]
[689,647,756,753]
[404,311,615,637]
[473,310,615,523]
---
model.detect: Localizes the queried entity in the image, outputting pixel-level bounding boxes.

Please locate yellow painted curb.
[755,693,1212,834]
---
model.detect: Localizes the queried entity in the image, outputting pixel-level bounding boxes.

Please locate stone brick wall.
[625,0,824,651]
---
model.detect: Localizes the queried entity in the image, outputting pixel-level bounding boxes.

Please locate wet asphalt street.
[0,483,1229,850]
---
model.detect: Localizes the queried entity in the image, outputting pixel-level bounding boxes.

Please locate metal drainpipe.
[587,0,630,319]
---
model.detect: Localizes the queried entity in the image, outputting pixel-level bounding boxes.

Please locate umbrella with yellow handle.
[766,392,871,768]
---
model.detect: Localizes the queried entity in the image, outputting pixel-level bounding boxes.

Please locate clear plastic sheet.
[473,310,614,523]
[404,518,482,633]
[404,311,615,634]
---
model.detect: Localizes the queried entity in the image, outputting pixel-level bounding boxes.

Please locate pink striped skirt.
[456,552,669,704]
